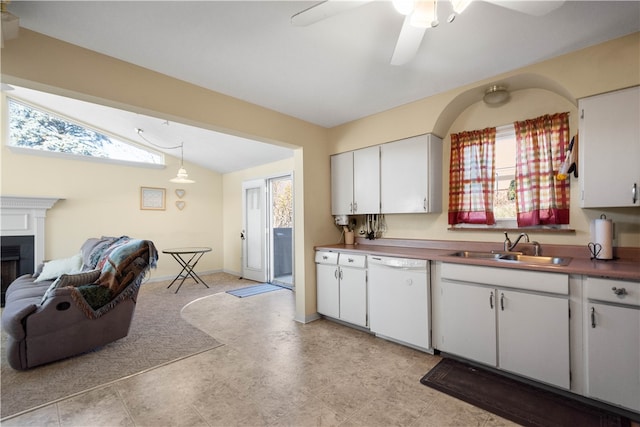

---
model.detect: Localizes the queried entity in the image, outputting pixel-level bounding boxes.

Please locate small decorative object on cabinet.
[579,86,639,207]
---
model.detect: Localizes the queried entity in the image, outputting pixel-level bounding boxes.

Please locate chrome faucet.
[504,232,529,251]
[503,232,511,251]
[531,240,541,256]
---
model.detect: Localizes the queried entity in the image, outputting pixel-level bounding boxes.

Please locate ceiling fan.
[291,0,565,66]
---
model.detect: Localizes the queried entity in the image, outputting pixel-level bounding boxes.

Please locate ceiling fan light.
[409,0,437,28]
[483,85,510,105]
[451,0,473,14]
[392,0,415,15]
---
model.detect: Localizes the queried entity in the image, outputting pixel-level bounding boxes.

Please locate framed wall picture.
[140,187,166,210]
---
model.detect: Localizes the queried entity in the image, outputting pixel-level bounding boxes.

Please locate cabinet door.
[316,264,340,318]
[353,146,380,214]
[331,152,354,215]
[579,86,640,207]
[587,302,640,412]
[440,281,497,366]
[380,134,442,213]
[339,267,367,327]
[498,290,570,389]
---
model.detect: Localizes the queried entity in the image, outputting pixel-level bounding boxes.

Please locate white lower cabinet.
[440,280,496,365]
[316,251,340,319]
[337,255,367,327]
[585,277,640,412]
[315,251,367,328]
[498,290,569,388]
[438,263,570,389]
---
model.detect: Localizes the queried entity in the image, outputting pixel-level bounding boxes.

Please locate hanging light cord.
[136,128,194,183]
[136,128,183,151]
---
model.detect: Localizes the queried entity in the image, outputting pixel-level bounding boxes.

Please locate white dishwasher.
[368,255,430,351]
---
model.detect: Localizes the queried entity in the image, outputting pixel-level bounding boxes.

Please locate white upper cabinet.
[579,86,640,207]
[331,146,380,215]
[353,146,380,214]
[380,134,442,213]
[331,152,354,216]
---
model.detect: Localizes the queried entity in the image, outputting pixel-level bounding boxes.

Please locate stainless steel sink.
[448,251,571,266]
[449,251,504,260]
[497,254,571,266]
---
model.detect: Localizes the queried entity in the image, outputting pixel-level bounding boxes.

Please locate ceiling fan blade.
[485,1,565,16]
[390,15,427,66]
[291,0,374,26]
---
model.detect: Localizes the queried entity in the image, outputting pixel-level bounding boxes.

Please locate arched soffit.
[433,73,575,137]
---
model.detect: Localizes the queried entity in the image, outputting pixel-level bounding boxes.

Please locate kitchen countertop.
[315,239,640,281]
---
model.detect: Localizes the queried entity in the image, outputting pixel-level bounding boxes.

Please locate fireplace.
[1,236,35,306]
[1,196,62,306]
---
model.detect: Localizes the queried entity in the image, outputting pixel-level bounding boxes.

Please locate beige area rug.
[0,272,251,419]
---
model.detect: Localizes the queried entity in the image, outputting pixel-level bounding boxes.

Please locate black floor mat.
[421,358,633,427]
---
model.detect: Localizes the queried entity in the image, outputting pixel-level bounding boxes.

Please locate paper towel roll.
[593,217,613,259]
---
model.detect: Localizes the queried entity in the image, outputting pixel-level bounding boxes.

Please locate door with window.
[242,179,267,282]
[242,176,294,285]
[269,175,294,287]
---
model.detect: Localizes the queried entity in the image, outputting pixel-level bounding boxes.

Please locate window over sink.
[449,113,572,232]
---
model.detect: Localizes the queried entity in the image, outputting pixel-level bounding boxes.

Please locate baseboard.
[295,312,321,324]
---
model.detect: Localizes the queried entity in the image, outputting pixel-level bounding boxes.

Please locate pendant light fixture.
[169,142,195,184]
[136,128,195,184]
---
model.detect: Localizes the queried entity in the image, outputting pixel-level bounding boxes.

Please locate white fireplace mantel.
[1,196,63,269]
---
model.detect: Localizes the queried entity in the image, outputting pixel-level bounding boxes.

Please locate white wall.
[0,138,224,280]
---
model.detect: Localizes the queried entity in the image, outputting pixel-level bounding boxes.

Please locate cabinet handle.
[353,202,358,213]
[500,293,505,311]
[334,269,338,279]
[633,183,638,204]
[348,258,354,263]
[349,202,353,214]
[612,287,627,296]
[339,269,343,280]
[489,291,494,309]
[591,307,596,328]
[423,197,427,211]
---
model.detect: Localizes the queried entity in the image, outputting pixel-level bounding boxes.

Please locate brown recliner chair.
[1,237,158,370]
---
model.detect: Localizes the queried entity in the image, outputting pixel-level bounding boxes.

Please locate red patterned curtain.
[448,128,496,225]
[514,112,570,227]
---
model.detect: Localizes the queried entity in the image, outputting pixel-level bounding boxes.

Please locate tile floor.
[2,288,517,427]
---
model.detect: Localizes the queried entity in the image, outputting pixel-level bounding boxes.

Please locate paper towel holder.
[591,213,614,261]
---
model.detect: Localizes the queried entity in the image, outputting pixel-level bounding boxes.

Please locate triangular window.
[7,98,163,166]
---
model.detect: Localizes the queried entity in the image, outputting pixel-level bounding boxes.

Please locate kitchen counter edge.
[314,243,640,281]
